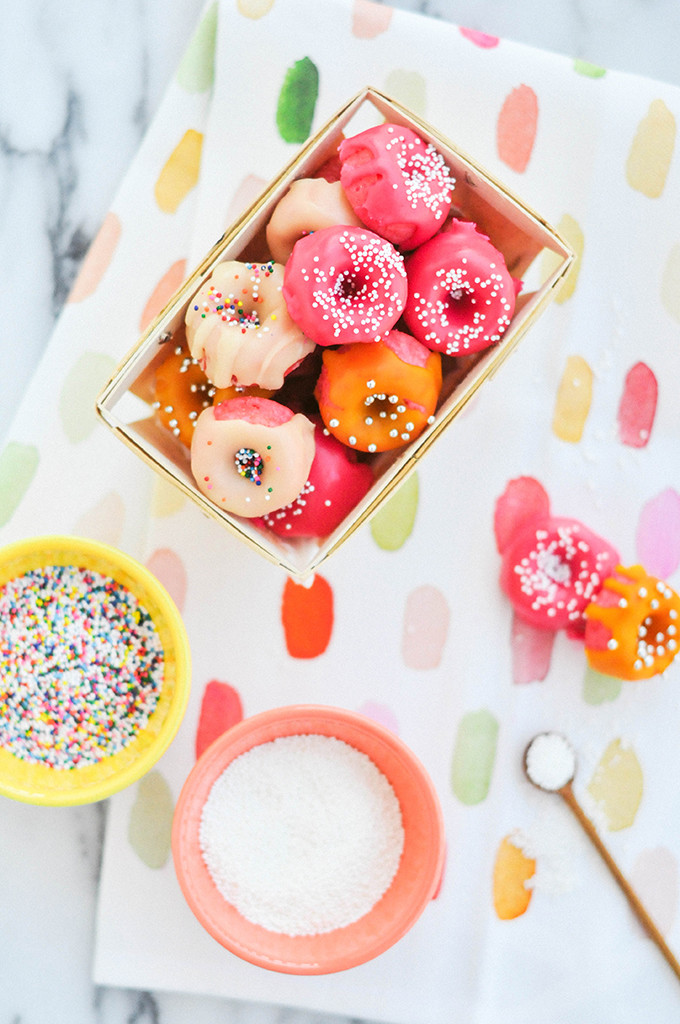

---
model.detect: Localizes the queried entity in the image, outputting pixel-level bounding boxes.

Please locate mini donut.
[282,226,407,347]
[257,420,374,538]
[403,219,518,356]
[152,344,214,447]
[265,177,361,263]
[314,330,442,453]
[339,122,455,250]
[190,397,315,517]
[185,260,315,391]
[584,565,680,680]
[499,516,620,634]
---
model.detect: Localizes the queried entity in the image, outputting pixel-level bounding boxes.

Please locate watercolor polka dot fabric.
[1,0,679,1021]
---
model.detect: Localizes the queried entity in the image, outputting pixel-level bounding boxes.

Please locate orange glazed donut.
[185,260,315,391]
[152,343,214,447]
[584,565,680,680]
[314,330,442,452]
[282,226,408,347]
[265,177,361,263]
[190,397,315,517]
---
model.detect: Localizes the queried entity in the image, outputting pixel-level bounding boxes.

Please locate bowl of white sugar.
[172,704,445,974]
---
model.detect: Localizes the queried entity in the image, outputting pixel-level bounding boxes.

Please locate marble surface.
[1,1,679,1022]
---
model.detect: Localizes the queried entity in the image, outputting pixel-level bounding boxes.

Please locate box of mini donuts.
[97,87,574,578]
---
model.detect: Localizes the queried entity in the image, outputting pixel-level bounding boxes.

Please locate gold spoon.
[524,731,680,983]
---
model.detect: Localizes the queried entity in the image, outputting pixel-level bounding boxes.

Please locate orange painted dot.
[139,259,187,331]
[492,835,536,919]
[281,574,334,658]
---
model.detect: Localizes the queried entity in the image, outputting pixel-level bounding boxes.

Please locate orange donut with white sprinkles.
[314,330,442,453]
[584,565,680,680]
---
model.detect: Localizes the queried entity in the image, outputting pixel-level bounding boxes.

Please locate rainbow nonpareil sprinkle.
[0,565,164,769]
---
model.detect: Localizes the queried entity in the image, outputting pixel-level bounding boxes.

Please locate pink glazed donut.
[190,397,315,517]
[282,225,408,347]
[339,123,455,250]
[403,219,518,356]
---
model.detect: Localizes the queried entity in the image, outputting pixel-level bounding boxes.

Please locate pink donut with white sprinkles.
[403,219,517,356]
[339,123,455,250]
[282,225,407,347]
[500,515,620,635]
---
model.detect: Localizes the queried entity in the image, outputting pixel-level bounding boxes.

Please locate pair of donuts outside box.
[97,87,574,579]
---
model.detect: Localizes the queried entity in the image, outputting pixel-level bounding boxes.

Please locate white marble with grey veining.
[0,1,679,1022]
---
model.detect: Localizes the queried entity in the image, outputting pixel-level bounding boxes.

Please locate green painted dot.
[582,664,622,704]
[573,59,606,78]
[276,57,319,143]
[128,770,175,869]
[370,471,419,551]
[451,709,499,805]
[176,2,218,93]
[59,351,117,443]
[0,442,39,527]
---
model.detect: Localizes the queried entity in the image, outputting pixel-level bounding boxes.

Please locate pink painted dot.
[195,680,244,759]
[494,476,551,554]
[401,585,450,669]
[357,701,399,735]
[67,212,121,303]
[617,362,658,448]
[351,0,393,37]
[459,26,499,48]
[497,85,539,173]
[510,613,556,683]
[630,847,678,936]
[636,488,680,578]
[225,174,269,227]
[145,547,188,612]
[139,259,187,332]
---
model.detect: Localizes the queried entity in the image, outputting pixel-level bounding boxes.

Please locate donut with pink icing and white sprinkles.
[339,123,455,250]
[282,225,407,347]
[403,219,518,356]
[500,516,620,634]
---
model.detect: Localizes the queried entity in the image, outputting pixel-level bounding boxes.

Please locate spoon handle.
[560,782,680,983]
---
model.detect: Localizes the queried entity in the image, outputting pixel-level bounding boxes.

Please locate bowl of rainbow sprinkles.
[172,704,445,974]
[0,535,191,806]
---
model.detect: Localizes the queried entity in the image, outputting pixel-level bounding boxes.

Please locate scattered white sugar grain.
[199,734,405,936]
[525,732,576,792]
[512,807,580,896]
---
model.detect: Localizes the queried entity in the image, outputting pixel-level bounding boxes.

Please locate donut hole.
[637,611,677,665]
[334,269,363,301]
[234,447,266,486]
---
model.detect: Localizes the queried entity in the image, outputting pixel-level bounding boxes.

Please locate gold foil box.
[96,87,574,578]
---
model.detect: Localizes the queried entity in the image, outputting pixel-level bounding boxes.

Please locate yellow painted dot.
[552,354,593,442]
[154,129,204,214]
[661,242,680,324]
[587,739,643,831]
[540,213,584,304]
[626,99,676,198]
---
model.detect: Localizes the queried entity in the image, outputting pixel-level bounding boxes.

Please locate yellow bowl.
[0,535,191,806]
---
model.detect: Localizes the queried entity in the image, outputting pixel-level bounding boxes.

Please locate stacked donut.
[153,122,520,539]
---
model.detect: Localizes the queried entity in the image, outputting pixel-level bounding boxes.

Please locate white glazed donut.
[185,260,315,391]
[190,397,315,517]
[265,177,362,263]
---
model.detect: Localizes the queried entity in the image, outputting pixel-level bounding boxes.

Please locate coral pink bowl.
[172,704,445,974]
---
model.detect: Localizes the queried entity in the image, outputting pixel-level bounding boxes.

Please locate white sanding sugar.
[525,732,576,792]
[199,733,405,936]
